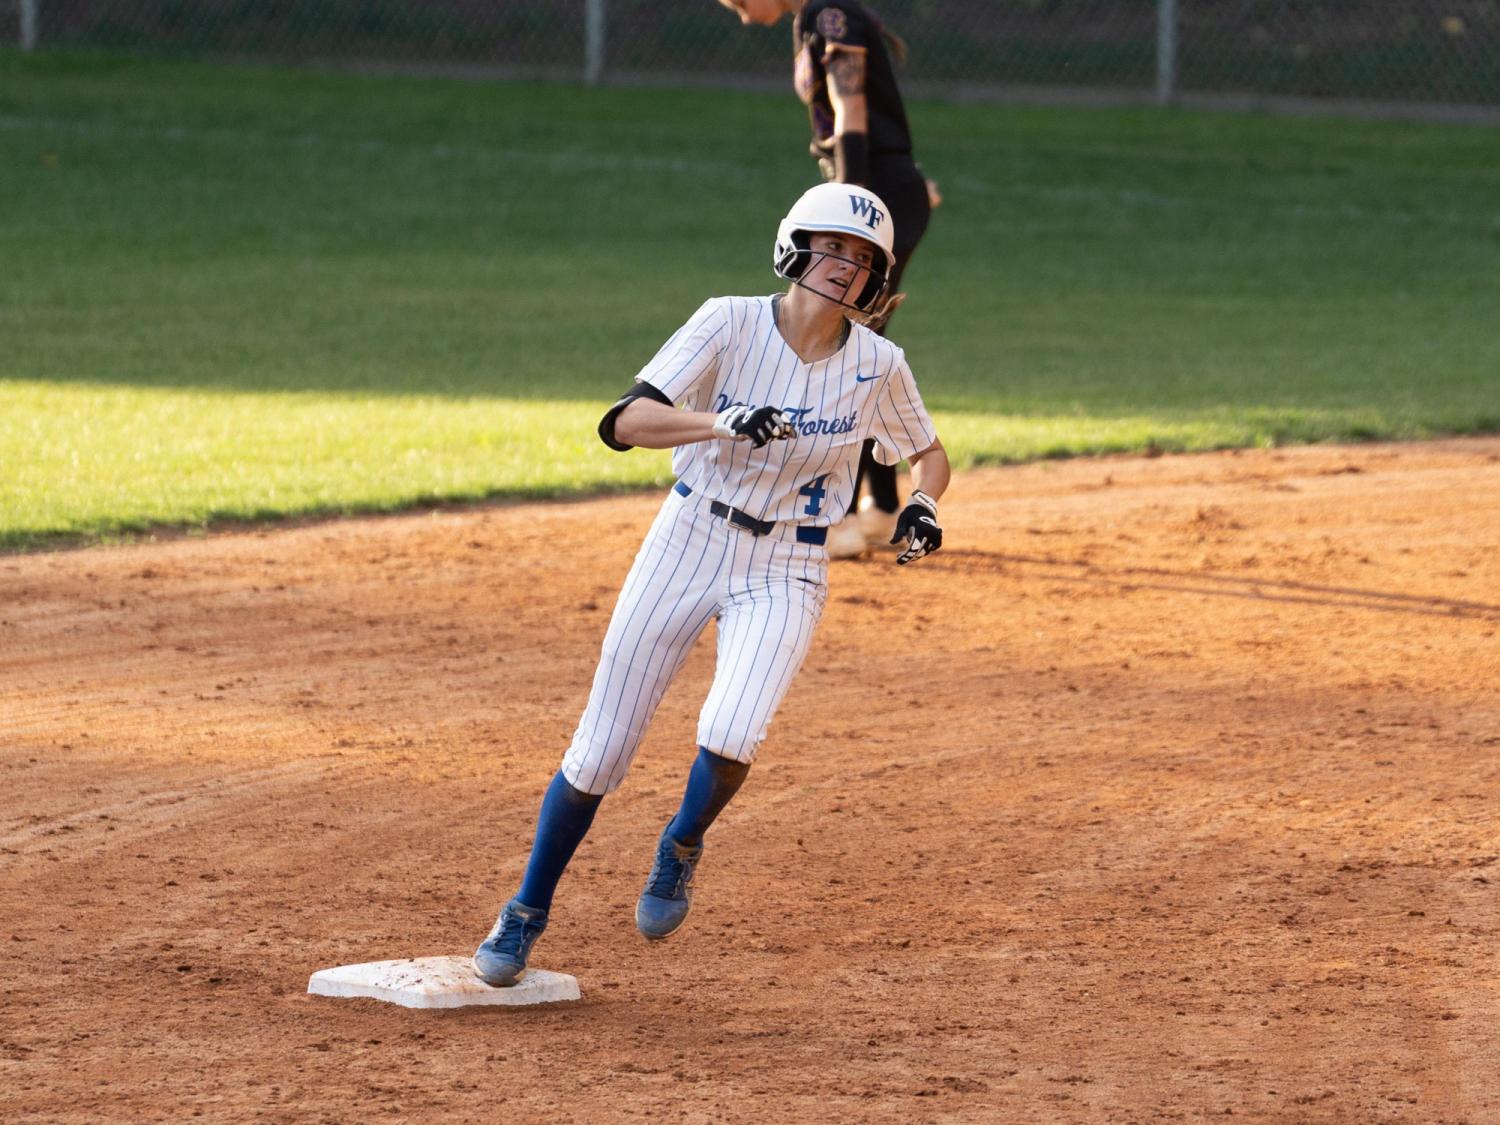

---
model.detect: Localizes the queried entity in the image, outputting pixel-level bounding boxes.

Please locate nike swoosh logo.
[854,374,879,383]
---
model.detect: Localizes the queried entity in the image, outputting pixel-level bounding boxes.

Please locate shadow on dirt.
[930,548,1500,620]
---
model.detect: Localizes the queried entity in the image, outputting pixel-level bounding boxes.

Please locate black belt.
[674,481,827,546]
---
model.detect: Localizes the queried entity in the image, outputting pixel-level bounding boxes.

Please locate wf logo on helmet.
[849,195,885,229]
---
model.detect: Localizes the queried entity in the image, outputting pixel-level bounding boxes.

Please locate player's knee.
[561,728,643,796]
[698,744,752,768]
[559,755,626,797]
[696,731,759,767]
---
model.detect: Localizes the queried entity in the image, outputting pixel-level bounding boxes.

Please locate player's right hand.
[713,405,796,449]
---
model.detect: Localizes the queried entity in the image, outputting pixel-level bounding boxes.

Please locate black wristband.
[833,131,870,186]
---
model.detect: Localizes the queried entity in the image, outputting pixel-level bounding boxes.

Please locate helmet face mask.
[773,184,897,314]
[775,235,888,312]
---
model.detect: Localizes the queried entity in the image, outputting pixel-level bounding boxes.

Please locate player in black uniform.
[717,0,941,558]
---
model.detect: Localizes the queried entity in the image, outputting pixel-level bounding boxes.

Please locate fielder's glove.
[891,489,943,565]
[713,405,796,449]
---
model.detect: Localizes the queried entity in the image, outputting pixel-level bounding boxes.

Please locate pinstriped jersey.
[637,295,936,526]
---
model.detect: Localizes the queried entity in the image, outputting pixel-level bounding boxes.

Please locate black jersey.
[793,0,914,165]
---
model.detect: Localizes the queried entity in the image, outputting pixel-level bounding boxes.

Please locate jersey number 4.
[799,474,830,517]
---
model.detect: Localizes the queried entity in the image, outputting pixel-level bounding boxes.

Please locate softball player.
[474,183,950,986]
[718,0,940,558]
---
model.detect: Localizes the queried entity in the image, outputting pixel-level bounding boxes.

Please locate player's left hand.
[891,489,942,565]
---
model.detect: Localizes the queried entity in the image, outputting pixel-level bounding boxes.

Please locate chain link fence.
[7,0,1498,108]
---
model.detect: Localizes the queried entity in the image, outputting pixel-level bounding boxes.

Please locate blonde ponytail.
[849,290,906,331]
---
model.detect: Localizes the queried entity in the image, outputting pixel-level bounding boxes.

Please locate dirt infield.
[4,439,1498,1122]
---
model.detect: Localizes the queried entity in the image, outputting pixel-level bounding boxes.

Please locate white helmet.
[773,182,897,313]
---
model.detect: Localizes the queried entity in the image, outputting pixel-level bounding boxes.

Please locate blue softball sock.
[666,746,750,848]
[514,770,603,912]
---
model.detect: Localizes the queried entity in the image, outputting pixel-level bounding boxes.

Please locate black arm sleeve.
[598,381,674,452]
[833,131,870,186]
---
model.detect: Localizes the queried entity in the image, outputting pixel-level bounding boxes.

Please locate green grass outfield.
[2,52,1497,550]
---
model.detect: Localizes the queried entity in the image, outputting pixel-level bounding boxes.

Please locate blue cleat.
[635,827,704,941]
[473,898,548,987]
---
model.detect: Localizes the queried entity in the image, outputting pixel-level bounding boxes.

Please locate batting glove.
[891,490,943,565]
[713,405,796,449]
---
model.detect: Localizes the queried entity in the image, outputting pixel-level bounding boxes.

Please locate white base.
[307,956,580,1009]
